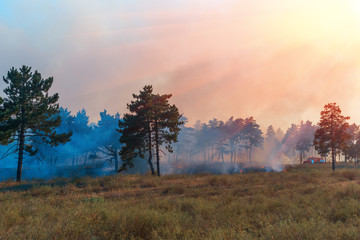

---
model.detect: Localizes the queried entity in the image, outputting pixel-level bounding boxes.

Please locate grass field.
[1,163,360,239]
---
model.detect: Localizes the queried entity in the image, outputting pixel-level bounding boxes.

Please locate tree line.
[0,66,357,181]
[0,66,182,181]
[169,118,317,169]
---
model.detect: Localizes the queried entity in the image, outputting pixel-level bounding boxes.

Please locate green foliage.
[119,85,183,175]
[0,66,72,181]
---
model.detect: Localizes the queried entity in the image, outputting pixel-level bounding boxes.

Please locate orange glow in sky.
[1,0,360,129]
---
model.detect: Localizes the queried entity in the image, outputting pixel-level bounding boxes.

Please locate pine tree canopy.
[0,66,72,181]
[118,85,183,175]
[313,103,350,171]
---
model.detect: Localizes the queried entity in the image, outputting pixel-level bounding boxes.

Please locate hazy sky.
[1,0,360,129]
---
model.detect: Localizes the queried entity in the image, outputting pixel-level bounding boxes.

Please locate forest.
[0,66,358,181]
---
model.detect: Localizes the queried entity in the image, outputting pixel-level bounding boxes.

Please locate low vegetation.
[1,164,360,239]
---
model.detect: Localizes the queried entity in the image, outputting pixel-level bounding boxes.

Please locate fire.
[172,161,187,169]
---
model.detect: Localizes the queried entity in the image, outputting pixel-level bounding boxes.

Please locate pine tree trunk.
[148,150,155,175]
[16,124,25,182]
[332,147,336,171]
[249,147,252,166]
[231,141,234,164]
[147,124,155,175]
[212,146,214,162]
[155,120,160,176]
[234,147,237,164]
[114,149,118,172]
[83,153,88,165]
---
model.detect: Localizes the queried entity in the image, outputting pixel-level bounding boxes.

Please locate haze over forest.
[1,1,360,129]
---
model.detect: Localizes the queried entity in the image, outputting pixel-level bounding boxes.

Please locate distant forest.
[0,66,358,181]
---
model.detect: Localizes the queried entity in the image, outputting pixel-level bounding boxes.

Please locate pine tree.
[0,97,13,144]
[0,66,72,181]
[151,93,182,175]
[313,103,350,171]
[282,124,299,159]
[119,85,182,176]
[225,117,245,165]
[266,125,276,140]
[241,117,264,165]
[295,121,315,164]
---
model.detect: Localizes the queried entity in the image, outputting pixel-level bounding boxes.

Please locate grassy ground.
[1,164,360,239]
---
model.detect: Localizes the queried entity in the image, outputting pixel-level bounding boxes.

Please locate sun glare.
[350,0,360,15]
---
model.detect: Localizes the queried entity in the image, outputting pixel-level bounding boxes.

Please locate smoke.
[2,1,360,127]
[159,119,286,175]
[160,119,320,175]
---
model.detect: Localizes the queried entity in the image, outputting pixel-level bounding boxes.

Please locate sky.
[1,0,360,130]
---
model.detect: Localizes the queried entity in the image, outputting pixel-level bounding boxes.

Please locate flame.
[172,161,187,170]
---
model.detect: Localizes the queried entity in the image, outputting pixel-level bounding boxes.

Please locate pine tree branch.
[0,145,18,160]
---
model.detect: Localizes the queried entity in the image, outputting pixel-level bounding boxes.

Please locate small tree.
[119,85,182,176]
[0,66,71,181]
[313,103,350,171]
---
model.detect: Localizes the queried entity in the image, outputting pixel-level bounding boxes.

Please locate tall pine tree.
[314,103,350,171]
[119,85,182,176]
[0,66,72,181]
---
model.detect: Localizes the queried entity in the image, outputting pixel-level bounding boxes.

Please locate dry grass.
[0,163,360,239]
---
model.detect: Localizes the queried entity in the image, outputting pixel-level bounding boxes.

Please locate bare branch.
[0,144,18,160]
